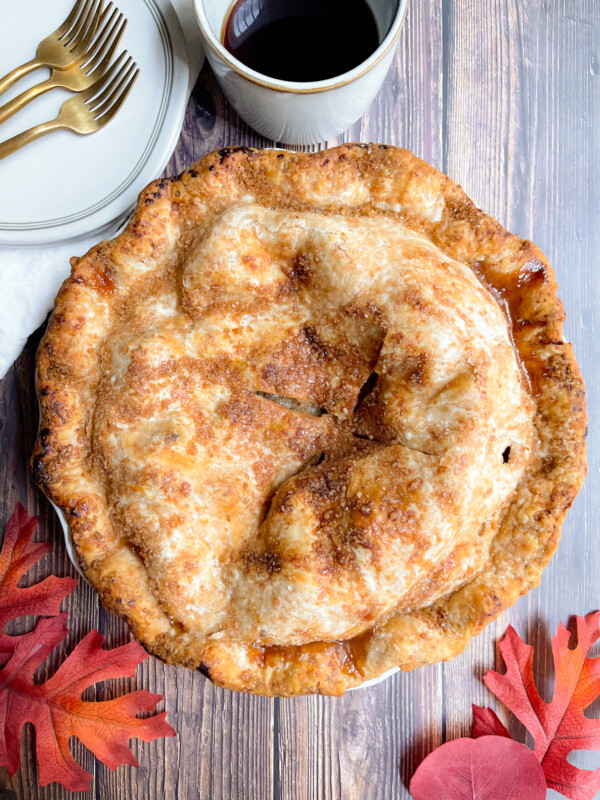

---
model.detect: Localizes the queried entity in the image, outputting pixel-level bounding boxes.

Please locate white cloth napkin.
[0,0,204,379]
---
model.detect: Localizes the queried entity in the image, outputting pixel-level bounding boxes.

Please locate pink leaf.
[409,736,547,800]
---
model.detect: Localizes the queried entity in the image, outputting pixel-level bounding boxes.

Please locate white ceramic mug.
[192,0,409,144]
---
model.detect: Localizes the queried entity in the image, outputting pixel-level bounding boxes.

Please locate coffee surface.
[223,0,380,82]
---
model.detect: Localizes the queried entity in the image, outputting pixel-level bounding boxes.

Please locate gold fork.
[0,3,127,127]
[0,56,138,160]
[0,0,104,98]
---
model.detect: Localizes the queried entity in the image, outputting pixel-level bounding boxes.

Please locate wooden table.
[1,2,599,798]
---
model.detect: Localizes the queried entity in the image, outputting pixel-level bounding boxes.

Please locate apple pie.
[33,144,587,696]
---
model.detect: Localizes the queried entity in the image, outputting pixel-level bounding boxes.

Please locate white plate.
[0,0,189,246]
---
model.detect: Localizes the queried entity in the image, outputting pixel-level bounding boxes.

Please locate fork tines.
[84,54,139,120]
[59,0,104,53]
[81,3,128,75]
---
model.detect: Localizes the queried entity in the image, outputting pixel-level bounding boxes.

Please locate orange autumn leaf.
[0,503,77,664]
[482,612,600,800]
[0,613,176,791]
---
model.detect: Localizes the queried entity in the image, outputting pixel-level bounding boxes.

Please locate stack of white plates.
[0,0,192,246]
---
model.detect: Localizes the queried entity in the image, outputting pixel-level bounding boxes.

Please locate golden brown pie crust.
[33,145,587,696]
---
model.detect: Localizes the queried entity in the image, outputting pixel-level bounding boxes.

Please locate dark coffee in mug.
[223,0,380,83]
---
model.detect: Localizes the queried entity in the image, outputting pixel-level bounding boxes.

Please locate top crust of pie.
[33,144,587,696]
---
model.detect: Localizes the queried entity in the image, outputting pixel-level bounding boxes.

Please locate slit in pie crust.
[33,144,587,696]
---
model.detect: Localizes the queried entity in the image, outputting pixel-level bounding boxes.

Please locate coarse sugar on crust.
[33,144,586,696]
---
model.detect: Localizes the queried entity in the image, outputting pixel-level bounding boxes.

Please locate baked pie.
[33,145,587,696]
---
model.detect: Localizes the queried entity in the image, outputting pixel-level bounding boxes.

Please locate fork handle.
[0,77,54,126]
[0,59,43,99]
[0,119,62,160]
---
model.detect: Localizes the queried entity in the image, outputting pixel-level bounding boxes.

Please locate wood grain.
[1,1,599,798]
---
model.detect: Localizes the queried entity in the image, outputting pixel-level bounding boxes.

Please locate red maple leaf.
[0,503,77,663]
[475,612,600,800]
[0,613,176,791]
